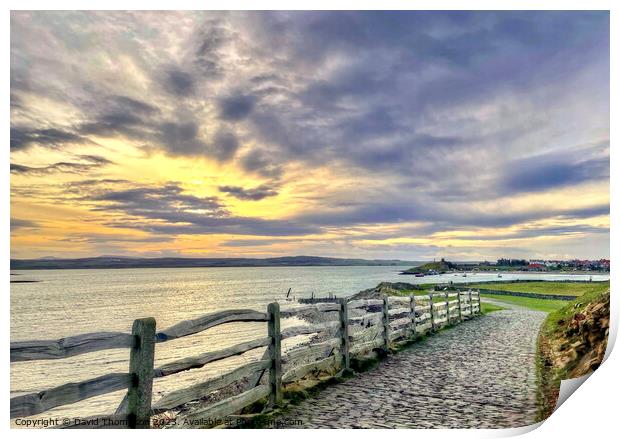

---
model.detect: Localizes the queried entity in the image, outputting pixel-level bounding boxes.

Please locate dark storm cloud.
[72,91,239,159]
[109,95,159,115]
[73,92,231,159]
[152,121,240,159]
[75,95,160,140]
[239,149,283,178]
[350,220,608,246]
[345,133,467,173]
[82,181,317,237]
[211,130,239,161]
[91,183,225,215]
[236,10,609,182]
[10,218,39,230]
[164,68,195,96]
[219,183,278,201]
[192,18,233,76]
[126,218,317,237]
[450,204,609,229]
[556,205,610,220]
[10,92,22,109]
[502,155,609,193]
[76,155,114,165]
[11,155,113,175]
[11,11,609,178]
[218,94,257,121]
[196,21,230,56]
[298,196,610,231]
[156,121,206,155]
[77,114,146,139]
[10,127,87,151]
[454,224,609,241]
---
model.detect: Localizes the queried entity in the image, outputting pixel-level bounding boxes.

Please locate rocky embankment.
[554,291,609,376]
[538,289,610,419]
[349,282,423,300]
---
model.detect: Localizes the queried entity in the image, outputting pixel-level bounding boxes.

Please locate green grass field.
[386,281,610,313]
[480,302,506,314]
[467,281,609,297]
[390,288,569,312]
[480,294,567,313]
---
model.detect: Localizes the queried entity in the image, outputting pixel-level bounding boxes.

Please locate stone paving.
[273,307,546,429]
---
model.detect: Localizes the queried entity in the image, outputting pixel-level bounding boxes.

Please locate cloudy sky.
[10,11,609,260]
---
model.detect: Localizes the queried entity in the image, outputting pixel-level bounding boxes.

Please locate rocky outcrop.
[349,282,422,300]
[550,290,610,377]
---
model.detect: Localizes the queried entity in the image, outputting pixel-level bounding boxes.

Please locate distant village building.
[493,258,610,272]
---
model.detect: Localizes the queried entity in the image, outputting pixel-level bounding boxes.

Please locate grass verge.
[480,302,505,314]
[467,281,609,297]
[480,294,567,312]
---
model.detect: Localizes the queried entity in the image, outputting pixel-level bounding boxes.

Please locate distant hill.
[10,255,423,270]
[402,259,456,274]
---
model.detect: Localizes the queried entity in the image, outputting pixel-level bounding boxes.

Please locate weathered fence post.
[457,290,463,322]
[382,295,390,351]
[127,317,156,429]
[445,292,450,325]
[476,290,482,315]
[409,294,416,338]
[429,293,435,332]
[338,298,350,370]
[267,302,282,407]
[468,290,474,316]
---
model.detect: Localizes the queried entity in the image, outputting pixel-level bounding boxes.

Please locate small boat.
[462,274,467,277]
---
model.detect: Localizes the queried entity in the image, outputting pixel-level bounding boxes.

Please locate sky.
[10,11,610,261]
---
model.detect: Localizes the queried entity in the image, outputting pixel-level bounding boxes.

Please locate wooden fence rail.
[10,290,482,428]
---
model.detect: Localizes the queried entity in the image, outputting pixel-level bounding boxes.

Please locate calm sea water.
[10,266,609,420]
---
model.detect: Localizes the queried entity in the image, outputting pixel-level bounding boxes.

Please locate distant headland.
[10,255,422,270]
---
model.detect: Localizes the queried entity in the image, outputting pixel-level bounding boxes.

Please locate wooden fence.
[10,290,481,428]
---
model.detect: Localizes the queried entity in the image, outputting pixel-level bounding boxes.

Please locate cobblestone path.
[274,308,545,428]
